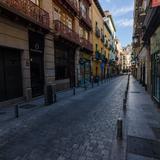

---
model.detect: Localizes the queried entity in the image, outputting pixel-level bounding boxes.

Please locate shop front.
[79,53,91,87]
[151,26,160,103]
[54,41,76,91]
[92,51,101,82]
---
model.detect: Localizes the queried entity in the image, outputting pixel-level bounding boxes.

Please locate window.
[53,7,60,20]
[80,1,87,18]
[96,44,98,51]
[96,22,98,27]
[66,16,73,29]
[79,27,83,37]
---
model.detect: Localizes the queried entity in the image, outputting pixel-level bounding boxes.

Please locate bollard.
[45,85,53,105]
[117,118,123,139]
[73,87,76,95]
[54,93,57,103]
[92,81,94,88]
[15,105,19,118]
[123,98,126,110]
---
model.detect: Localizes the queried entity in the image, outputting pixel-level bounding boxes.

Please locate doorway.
[0,47,23,102]
[29,31,44,97]
[30,51,44,97]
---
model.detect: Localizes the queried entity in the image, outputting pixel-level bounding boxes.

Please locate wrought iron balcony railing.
[58,0,79,15]
[79,11,92,30]
[101,34,105,43]
[80,37,93,52]
[0,0,50,29]
[54,20,80,45]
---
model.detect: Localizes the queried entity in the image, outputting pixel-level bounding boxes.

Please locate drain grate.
[152,128,160,139]
[20,104,37,109]
[130,91,141,94]
[127,136,160,159]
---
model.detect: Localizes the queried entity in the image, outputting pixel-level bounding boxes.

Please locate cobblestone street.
[0,76,127,160]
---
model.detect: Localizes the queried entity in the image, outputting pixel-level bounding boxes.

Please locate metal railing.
[58,0,79,15]
[0,0,50,28]
[79,11,92,29]
[54,20,80,45]
[80,37,93,52]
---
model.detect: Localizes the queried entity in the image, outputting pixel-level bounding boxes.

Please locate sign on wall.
[152,0,160,7]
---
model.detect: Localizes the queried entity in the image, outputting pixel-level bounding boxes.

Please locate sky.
[99,0,134,47]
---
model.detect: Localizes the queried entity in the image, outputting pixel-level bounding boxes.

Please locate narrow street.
[0,76,127,160]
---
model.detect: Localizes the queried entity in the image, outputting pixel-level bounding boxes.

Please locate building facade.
[0,0,118,106]
[0,0,55,105]
[104,11,116,76]
[91,0,106,82]
[133,0,160,105]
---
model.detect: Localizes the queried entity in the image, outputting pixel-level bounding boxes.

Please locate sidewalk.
[126,77,160,160]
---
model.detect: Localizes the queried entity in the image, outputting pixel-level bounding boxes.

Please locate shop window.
[61,12,66,25]
[55,49,69,80]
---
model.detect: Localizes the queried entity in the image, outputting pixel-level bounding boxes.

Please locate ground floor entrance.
[0,47,23,102]
[29,31,44,97]
[151,52,160,103]
[55,42,76,91]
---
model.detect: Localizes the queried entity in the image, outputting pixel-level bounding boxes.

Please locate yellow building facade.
[91,0,107,81]
[103,23,111,76]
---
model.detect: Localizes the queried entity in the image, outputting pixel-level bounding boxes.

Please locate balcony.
[95,27,100,38]
[95,51,101,60]
[58,0,79,16]
[54,20,80,45]
[80,37,93,52]
[101,34,105,43]
[79,12,92,30]
[0,0,49,29]
[143,7,160,41]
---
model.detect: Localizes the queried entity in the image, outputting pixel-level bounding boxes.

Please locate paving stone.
[127,136,160,159]
[0,76,128,160]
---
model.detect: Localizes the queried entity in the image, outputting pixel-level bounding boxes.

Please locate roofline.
[94,0,105,17]
[104,10,116,32]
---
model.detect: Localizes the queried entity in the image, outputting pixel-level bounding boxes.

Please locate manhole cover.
[127,136,160,159]
[152,128,160,139]
[20,104,37,109]
[0,111,6,115]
